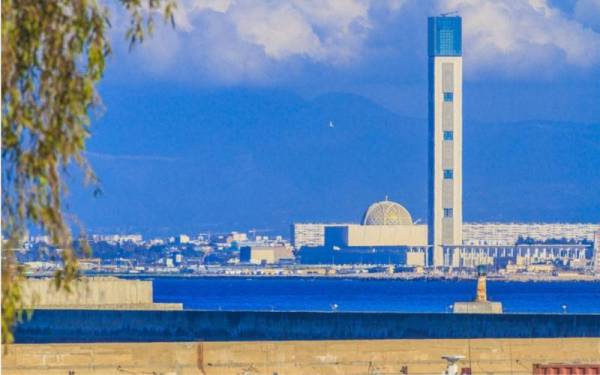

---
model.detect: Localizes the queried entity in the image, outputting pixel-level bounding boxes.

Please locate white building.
[594,231,600,274]
[91,234,143,244]
[291,223,349,249]
[443,244,590,269]
[326,224,427,248]
[240,245,294,265]
[428,16,463,267]
[325,200,427,248]
[227,232,248,243]
[462,223,599,246]
[175,234,190,244]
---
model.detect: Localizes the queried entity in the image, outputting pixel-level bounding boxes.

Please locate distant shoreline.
[26,272,600,283]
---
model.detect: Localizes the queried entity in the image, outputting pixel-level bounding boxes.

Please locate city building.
[325,224,427,248]
[299,246,427,266]
[325,200,427,248]
[442,243,590,269]
[90,234,143,244]
[175,234,190,244]
[462,222,599,245]
[227,232,248,244]
[428,16,463,267]
[299,200,429,266]
[291,223,349,249]
[240,245,294,265]
[294,15,596,273]
[594,231,600,274]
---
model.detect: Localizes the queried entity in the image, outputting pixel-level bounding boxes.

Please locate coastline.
[26,271,600,282]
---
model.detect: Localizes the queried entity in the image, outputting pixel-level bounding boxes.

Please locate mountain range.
[69,87,600,236]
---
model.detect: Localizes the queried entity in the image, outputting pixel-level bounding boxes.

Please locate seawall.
[6,310,600,374]
[4,338,600,374]
[13,310,600,343]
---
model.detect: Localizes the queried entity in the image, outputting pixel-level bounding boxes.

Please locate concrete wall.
[3,338,600,374]
[21,277,181,310]
[14,310,600,343]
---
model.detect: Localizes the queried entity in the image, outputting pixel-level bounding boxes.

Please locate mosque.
[294,15,596,270]
[298,16,463,267]
[297,198,430,266]
[326,198,427,248]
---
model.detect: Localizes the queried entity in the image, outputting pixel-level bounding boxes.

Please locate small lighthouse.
[475,265,488,302]
[453,265,503,314]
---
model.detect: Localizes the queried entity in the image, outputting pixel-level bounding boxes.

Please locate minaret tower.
[428,15,463,267]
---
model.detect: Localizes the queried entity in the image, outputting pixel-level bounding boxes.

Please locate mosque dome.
[362,199,413,226]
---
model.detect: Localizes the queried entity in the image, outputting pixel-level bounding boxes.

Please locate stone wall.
[3,338,600,374]
[21,277,182,310]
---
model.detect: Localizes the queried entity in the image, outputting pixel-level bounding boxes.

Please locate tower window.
[444,208,453,218]
[443,92,454,102]
[443,131,453,140]
[443,169,453,179]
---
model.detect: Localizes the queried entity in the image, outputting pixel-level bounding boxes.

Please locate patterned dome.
[362,199,413,225]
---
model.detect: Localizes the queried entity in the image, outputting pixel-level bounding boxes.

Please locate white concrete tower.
[428,16,463,267]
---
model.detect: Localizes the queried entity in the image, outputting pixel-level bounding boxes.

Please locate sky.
[70,0,600,236]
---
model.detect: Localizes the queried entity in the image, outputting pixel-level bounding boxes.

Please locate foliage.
[1,0,176,345]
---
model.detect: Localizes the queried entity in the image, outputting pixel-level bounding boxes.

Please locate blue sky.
[72,0,600,236]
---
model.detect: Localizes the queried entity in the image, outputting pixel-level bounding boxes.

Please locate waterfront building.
[299,246,427,266]
[442,243,590,269]
[594,231,600,274]
[90,234,143,244]
[240,245,294,265]
[299,199,429,266]
[462,222,599,245]
[428,16,463,267]
[325,200,427,248]
[325,224,427,248]
[291,223,349,249]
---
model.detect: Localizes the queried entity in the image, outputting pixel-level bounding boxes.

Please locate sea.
[151,277,600,314]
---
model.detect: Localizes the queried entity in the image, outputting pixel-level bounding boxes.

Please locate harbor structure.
[428,15,463,267]
[453,266,502,313]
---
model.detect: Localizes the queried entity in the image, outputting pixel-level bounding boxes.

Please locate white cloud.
[439,0,600,76]
[574,0,600,31]
[176,0,377,63]
[116,0,600,83]
[124,0,404,82]
[230,3,326,60]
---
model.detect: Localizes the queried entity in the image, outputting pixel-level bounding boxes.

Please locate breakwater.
[14,310,600,343]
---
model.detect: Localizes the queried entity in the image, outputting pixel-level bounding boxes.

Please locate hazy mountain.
[69,87,599,236]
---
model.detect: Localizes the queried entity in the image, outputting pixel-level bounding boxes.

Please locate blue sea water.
[152,277,600,314]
